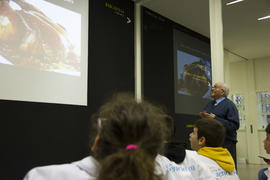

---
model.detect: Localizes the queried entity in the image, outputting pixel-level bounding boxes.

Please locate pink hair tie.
[125,144,138,150]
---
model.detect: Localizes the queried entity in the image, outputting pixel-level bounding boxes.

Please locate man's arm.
[200,101,213,118]
[215,102,239,131]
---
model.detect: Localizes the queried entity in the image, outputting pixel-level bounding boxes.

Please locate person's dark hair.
[94,92,169,180]
[266,123,270,134]
[194,118,225,147]
[163,115,186,164]
[164,115,174,141]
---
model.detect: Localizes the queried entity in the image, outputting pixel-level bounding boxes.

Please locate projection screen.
[0,0,88,105]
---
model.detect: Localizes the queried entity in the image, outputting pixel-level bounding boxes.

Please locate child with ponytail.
[92,93,168,180]
[24,93,190,180]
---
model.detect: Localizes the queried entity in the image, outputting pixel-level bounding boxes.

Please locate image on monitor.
[176,50,211,99]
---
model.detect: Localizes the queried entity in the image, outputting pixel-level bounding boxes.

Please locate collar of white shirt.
[214,97,225,106]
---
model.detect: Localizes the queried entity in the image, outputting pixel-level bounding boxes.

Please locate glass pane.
[257,92,270,129]
[231,94,245,129]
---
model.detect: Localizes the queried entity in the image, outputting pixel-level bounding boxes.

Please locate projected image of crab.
[178,60,211,97]
[177,50,211,98]
[0,0,81,76]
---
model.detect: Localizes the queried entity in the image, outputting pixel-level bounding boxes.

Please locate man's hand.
[199,112,216,119]
[200,112,208,118]
[208,113,216,119]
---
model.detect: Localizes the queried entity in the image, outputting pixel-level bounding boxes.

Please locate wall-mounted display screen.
[0,0,88,105]
[174,29,212,115]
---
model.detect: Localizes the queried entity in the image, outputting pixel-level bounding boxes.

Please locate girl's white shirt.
[24,155,195,180]
[23,151,239,180]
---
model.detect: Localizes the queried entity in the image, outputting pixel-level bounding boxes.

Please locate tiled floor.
[238,163,268,180]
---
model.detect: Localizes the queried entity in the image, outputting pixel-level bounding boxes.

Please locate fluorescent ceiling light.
[258,15,270,21]
[226,0,244,6]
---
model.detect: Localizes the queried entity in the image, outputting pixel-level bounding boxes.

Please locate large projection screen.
[0,0,88,105]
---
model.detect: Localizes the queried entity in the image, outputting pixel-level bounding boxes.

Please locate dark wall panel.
[142,7,205,147]
[0,0,134,179]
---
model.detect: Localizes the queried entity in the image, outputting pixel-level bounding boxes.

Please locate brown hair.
[266,123,270,134]
[94,92,168,180]
[194,118,225,147]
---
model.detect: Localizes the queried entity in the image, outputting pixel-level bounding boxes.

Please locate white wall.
[224,50,250,164]
[254,57,270,164]
[254,57,270,92]
[225,51,270,164]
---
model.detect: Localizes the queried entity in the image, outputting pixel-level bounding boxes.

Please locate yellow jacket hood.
[198,146,235,173]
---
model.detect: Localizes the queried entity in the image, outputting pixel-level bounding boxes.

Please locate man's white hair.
[220,83,230,97]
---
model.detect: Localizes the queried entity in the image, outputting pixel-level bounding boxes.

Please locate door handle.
[250,124,253,134]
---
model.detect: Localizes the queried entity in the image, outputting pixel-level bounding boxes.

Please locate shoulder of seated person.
[24,159,92,180]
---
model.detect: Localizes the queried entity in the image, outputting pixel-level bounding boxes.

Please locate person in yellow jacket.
[188,118,239,179]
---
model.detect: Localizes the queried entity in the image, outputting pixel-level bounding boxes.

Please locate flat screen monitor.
[174,28,212,115]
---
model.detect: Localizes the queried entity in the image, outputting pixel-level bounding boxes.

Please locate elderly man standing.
[200,82,239,168]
